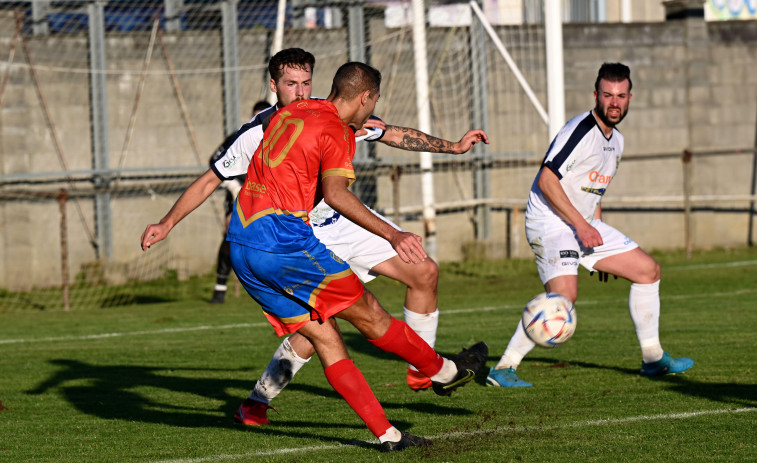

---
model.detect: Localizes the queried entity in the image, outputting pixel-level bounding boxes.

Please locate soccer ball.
[522,292,576,348]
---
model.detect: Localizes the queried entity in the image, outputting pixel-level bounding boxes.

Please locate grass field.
[1,248,756,462]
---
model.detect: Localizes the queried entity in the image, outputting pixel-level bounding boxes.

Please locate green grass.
[1,248,756,462]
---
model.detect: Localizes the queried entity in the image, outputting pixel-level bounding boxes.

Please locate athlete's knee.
[288,332,316,359]
[338,291,391,338]
[545,277,578,303]
[408,258,438,291]
[560,289,578,303]
[634,254,661,284]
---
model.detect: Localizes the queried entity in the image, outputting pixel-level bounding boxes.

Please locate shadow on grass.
[27,359,251,428]
[527,356,757,407]
[286,381,475,416]
[26,358,473,444]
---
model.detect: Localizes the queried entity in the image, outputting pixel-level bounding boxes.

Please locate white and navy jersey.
[210,104,276,181]
[526,110,624,224]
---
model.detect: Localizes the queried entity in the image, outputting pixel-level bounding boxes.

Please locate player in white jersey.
[208,49,488,425]
[487,63,693,388]
[208,100,270,304]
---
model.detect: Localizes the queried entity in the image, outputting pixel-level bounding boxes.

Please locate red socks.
[368,317,444,378]
[324,359,391,438]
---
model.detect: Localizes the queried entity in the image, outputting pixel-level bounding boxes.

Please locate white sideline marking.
[667,259,757,271]
[4,284,757,345]
[3,258,755,345]
[0,322,268,345]
[147,407,756,463]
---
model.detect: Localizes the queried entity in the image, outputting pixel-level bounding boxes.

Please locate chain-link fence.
[0,0,552,310]
[1,1,756,311]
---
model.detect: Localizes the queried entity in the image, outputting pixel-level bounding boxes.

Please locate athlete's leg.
[371,255,439,315]
[247,335,312,405]
[296,317,401,443]
[371,256,440,388]
[490,221,580,387]
[210,213,233,304]
[593,247,664,362]
[315,212,441,388]
[336,290,453,381]
[495,275,578,371]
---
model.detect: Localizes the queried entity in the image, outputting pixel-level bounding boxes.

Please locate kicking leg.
[337,290,488,397]
[300,315,431,451]
[371,256,440,389]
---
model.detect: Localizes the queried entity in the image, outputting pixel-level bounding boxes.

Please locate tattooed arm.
[378,125,489,154]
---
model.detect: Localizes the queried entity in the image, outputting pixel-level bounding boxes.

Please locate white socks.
[629,280,664,363]
[495,319,535,370]
[378,426,402,443]
[490,280,665,370]
[250,337,310,404]
[429,358,457,383]
[403,307,439,372]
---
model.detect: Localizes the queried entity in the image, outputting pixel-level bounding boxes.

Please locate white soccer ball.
[522,292,577,348]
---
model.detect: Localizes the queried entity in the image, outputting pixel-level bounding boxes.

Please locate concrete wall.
[1,10,756,290]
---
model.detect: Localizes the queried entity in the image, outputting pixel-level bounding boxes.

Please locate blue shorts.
[229,236,364,336]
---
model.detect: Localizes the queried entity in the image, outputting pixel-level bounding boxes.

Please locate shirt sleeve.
[211,125,263,181]
[355,115,385,143]
[320,122,356,185]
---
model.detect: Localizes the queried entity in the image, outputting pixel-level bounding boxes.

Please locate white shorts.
[311,209,400,283]
[526,218,638,285]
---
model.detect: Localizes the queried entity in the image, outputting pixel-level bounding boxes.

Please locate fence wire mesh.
[1,1,756,311]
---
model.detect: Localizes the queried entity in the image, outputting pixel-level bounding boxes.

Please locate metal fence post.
[470,0,490,241]
[164,0,184,32]
[348,2,378,208]
[748,105,757,247]
[88,1,112,260]
[682,149,693,259]
[222,0,240,136]
[58,189,70,311]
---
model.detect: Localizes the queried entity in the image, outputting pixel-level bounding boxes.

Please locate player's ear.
[269,78,277,94]
[360,90,370,106]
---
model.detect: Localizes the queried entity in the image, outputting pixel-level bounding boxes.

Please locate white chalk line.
[0,322,268,345]
[3,259,756,345]
[147,407,757,463]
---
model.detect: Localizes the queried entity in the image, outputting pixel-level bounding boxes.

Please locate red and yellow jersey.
[226,99,356,251]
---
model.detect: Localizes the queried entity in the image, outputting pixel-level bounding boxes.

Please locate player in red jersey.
[141,62,488,452]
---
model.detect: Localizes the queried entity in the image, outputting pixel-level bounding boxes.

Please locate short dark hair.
[594,62,632,92]
[251,100,270,116]
[268,48,315,82]
[329,62,382,101]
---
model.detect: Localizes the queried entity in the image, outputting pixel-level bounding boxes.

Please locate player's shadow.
[645,374,757,407]
[27,357,472,445]
[285,381,474,417]
[527,356,639,377]
[526,356,757,407]
[27,359,255,428]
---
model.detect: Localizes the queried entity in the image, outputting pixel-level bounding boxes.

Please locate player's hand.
[452,129,489,154]
[141,223,170,251]
[590,271,618,283]
[389,231,427,264]
[575,223,603,249]
[355,118,387,138]
[363,118,387,131]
